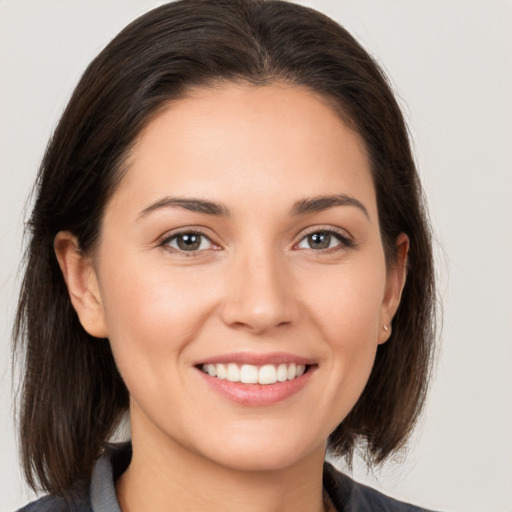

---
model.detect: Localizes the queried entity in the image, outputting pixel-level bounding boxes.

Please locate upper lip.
[195,352,315,367]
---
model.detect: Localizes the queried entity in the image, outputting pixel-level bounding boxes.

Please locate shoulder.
[15,442,129,512]
[15,488,91,512]
[323,462,443,512]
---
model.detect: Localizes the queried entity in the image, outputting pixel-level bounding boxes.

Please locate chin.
[191,428,326,473]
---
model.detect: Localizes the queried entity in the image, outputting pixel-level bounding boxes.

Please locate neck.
[116,413,328,512]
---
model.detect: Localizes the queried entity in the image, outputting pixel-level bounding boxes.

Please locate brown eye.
[307,232,332,249]
[177,233,201,251]
[164,232,214,252]
[297,230,349,251]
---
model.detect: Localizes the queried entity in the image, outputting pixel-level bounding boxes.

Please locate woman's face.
[69,83,407,471]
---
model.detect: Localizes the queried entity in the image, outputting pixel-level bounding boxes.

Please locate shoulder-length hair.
[14,0,436,496]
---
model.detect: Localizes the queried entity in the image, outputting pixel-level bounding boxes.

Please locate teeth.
[277,364,288,382]
[240,364,258,384]
[201,362,308,385]
[217,364,227,379]
[226,363,240,382]
[259,364,277,384]
[287,363,296,380]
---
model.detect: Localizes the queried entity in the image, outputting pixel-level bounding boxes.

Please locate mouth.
[194,354,316,406]
[199,362,309,385]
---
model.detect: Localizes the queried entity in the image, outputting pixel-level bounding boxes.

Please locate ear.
[54,231,109,338]
[378,232,409,344]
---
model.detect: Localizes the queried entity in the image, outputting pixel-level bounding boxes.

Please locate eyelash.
[158,228,216,257]
[158,227,354,257]
[295,227,355,254]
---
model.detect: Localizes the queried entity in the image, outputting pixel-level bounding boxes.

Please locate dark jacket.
[17,443,440,512]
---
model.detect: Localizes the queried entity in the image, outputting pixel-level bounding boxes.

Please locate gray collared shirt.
[17,442,440,512]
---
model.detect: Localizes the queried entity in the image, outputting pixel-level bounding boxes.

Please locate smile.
[200,363,307,385]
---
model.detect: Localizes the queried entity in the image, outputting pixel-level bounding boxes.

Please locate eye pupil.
[308,232,331,249]
[177,233,201,251]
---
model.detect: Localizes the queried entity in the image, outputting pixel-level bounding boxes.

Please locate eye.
[296,230,351,251]
[161,231,216,253]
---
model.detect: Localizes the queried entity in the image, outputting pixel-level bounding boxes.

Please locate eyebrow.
[137,197,230,219]
[137,193,369,220]
[291,194,369,218]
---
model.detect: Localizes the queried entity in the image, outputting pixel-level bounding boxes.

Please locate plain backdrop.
[1,1,511,511]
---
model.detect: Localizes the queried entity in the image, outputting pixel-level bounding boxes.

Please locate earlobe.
[378,233,409,344]
[54,231,109,338]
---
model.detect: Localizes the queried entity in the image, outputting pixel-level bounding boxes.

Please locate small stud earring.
[383,325,389,332]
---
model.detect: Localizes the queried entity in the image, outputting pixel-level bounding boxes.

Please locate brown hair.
[14,0,436,496]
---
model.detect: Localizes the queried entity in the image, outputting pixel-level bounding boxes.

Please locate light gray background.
[1,1,511,511]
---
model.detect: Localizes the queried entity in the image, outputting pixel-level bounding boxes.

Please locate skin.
[55,83,408,512]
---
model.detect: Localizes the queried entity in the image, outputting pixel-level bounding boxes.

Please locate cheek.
[299,260,386,415]
[97,255,217,388]
[303,261,387,346]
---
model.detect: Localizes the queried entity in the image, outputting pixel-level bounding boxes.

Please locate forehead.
[110,82,376,220]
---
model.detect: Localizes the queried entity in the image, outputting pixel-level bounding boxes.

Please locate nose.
[220,247,299,334]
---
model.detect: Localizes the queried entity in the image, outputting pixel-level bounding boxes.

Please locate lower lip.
[196,367,315,406]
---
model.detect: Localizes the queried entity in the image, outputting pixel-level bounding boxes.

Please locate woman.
[14,0,437,510]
